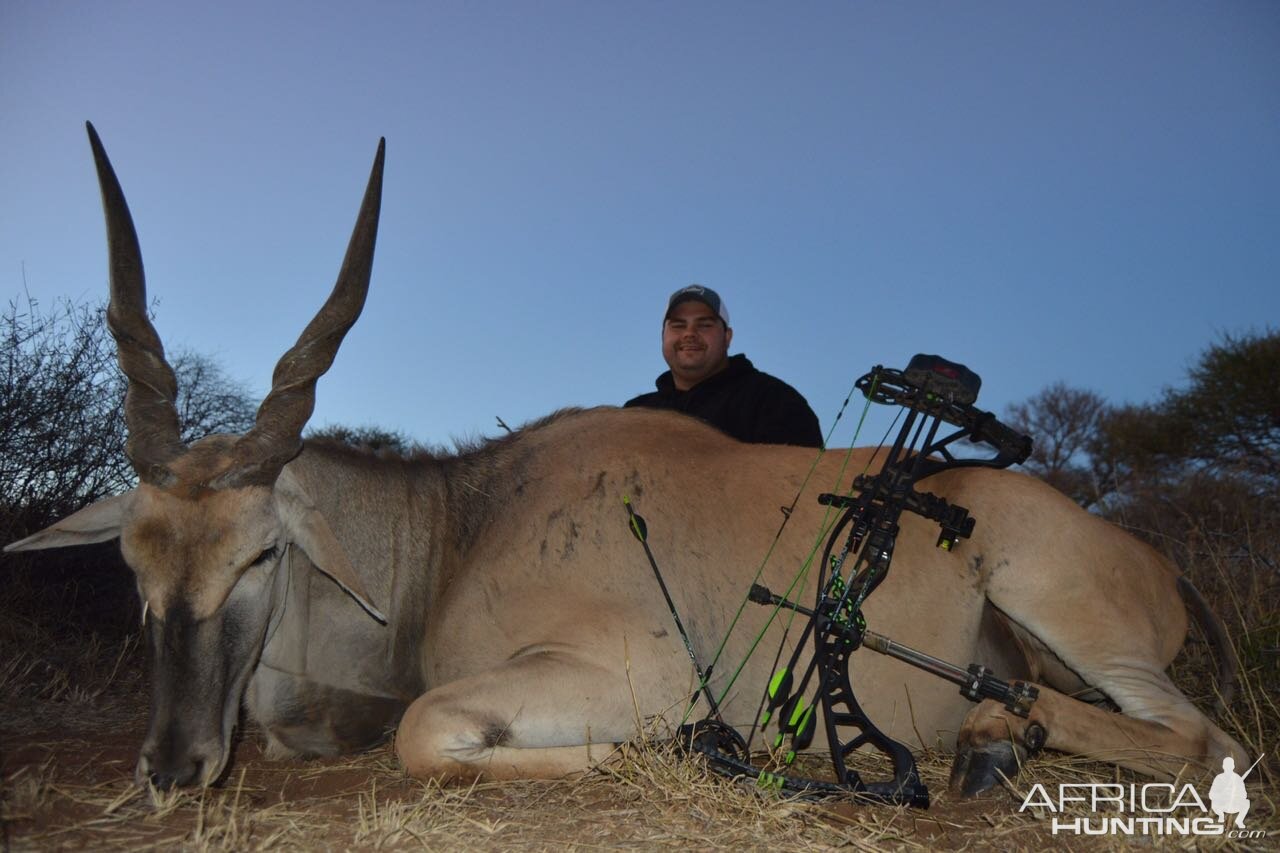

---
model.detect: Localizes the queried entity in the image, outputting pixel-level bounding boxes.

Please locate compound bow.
[672,354,1037,807]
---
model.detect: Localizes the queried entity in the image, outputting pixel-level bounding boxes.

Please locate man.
[625,285,823,448]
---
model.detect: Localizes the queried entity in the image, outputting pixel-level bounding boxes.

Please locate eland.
[7,124,1247,795]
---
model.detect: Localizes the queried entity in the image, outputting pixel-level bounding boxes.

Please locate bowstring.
[682,381,860,726]
[691,376,892,728]
[736,405,904,752]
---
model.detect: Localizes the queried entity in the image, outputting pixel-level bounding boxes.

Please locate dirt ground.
[0,716,1136,851]
[1,548,1276,851]
[3,672,1275,852]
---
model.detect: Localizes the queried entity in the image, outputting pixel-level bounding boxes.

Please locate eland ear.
[5,492,134,552]
[274,469,386,623]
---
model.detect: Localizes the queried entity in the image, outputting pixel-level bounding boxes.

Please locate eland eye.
[251,546,279,566]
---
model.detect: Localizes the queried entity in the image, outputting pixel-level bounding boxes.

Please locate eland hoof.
[947,722,1044,794]
[949,740,1024,798]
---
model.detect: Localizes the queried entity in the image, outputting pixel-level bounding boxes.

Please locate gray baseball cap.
[665,284,730,326]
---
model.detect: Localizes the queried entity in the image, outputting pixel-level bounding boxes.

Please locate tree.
[2,298,124,536]
[305,423,416,454]
[1005,331,1279,544]
[1163,330,1278,488]
[1,295,257,541]
[1100,330,1279,497]
[1004,382,1111,508]
[171,350,260,443]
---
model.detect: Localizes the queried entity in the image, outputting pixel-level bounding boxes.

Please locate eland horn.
[87,121,184,486]
[220,137,386,488]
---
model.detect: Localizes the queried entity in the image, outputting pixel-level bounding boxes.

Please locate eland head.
[6,124,387,788]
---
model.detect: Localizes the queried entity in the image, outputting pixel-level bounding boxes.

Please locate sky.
[2,2,1277,450]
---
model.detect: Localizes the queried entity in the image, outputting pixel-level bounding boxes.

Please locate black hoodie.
[624,354,822,448]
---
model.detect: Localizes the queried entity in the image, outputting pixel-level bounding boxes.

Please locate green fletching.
[756,772,784,792]
[623,496,648,543]
[768,668,791,700]
[794,703,817,750]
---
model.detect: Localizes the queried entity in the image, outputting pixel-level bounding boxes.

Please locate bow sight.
[680,354,1035,807]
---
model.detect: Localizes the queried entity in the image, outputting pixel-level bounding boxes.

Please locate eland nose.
[138,751,207,789]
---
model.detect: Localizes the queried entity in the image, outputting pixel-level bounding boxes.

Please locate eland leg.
[951,668,1247,796]
[395,648,646,783]
[952,506,1250,796]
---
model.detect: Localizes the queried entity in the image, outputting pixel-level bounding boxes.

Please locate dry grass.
[5,728,1274,851]
[2,517,1277,850]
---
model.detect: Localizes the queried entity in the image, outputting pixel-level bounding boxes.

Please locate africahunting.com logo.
[1019,755,1265,839]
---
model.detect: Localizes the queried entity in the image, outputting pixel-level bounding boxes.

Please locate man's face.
[662,300,733,391]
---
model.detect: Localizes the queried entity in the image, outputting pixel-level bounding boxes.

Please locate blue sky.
[2,2,1276,448]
